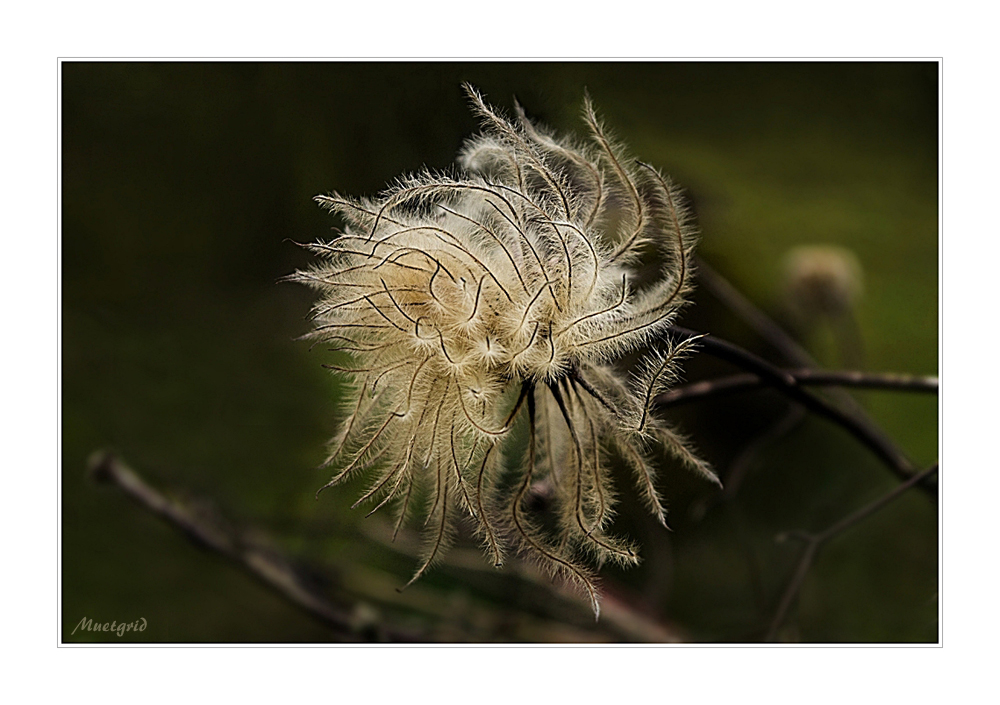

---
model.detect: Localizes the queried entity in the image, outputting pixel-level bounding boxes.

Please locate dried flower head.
[783,244,864,319]
[291,86,718,615]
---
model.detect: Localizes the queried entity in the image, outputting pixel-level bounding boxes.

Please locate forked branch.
[666,326,935,497]
[766,462,939,641]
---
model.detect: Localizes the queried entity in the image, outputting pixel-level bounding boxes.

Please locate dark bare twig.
[693,260,924,491]
[655,369,939,408]
[684,263,936,640]
[695,257,815,367]
[86,450,684,643]
[766,463,939,641]
[666,326,934,497]
[86,450,408,641]
[694,259,819,505]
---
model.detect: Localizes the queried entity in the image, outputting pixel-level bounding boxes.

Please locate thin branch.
[814,463,940,543]
[695,257,814,367]
[87,450,686,643]
[666,326,934,496]
[693,259,923,496]
[766,463,939,641]
[85,450,417,642]
[655,369,939,407]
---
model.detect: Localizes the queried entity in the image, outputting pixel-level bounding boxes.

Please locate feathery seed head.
[783,244,863,319]
[291,85,716,615]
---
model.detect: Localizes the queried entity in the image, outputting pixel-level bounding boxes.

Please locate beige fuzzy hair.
[290,86,718,616]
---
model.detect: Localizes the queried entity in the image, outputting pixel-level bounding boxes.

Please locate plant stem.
[666,326,934,496]
[765,463,939,641]
[656,369,938,408]
[86,450,398,641]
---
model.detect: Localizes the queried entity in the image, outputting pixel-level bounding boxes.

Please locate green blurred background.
[61,62,938,642]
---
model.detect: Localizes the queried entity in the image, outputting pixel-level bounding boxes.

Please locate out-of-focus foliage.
[62,62,937,642]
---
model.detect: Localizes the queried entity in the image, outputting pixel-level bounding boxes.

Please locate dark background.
[62,61,938,642]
